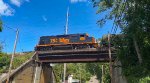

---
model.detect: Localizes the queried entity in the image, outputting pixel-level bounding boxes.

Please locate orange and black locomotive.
[35,33,98,51]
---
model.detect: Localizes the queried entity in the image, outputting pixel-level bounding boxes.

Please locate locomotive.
[35,33,98,51]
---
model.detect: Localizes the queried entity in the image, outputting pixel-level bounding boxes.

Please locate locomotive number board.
[50,38,70,43]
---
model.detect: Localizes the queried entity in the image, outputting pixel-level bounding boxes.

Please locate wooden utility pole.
[108,33,113,83]
[65,7,69,35]
[63,63,66,83]
[101,65,104,83]
[79,64,82,83]
[63,7,69,83]
[6,29,19,83]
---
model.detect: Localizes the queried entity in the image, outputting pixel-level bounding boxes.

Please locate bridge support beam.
[40,64,55,83]
[33,63,55,83]
[112,60,127,83]
[33,63,42,83]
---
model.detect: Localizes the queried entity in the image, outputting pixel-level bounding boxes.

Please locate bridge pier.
[33,63,55,83]
[0,60,55,83]
[33,63,42,83]
[40,64,55,83]
[3,60,36,83]
[112,60,127,83]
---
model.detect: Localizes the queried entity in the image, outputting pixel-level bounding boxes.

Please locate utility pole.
[79,64,82,83]
[6,29,19,83]
[101,65,104,83]
[65,7,69,35]
[108,33,113,83]
[63,63,66,83]
[63,7,69,83]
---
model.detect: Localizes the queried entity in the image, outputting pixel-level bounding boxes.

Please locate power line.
[3,24,17,32]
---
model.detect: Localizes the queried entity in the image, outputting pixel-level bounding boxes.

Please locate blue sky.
[0,0,116,53]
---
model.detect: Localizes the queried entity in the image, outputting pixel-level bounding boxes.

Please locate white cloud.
[42,15,47,22]
[10,0,29,7]
[70,0,87,3]
[10,0,21,7]
[0,0,14,16]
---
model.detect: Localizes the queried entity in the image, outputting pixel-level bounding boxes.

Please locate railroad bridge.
[36,47,116,63]
[0,47,124,83]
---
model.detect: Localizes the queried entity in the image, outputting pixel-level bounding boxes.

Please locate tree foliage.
[0,53,10,73]
[93,0,150,82]
[0,43,2,53]
[86,63,110,83]
[53,63,92,83]
[53,63,111,83]
[0,19,2,32]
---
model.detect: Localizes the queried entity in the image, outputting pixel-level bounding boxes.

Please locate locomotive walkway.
[0,47,117,83]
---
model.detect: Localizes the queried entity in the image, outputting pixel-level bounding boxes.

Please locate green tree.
[0,19,2,32]
[53,63,92,83]
[93,0,150,82]
[0,54,10,73]
[0,19,3,53]
[0,43,2,53]
[86,63,110,83]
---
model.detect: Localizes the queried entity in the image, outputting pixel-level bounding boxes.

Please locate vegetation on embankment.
[0,52,33,74]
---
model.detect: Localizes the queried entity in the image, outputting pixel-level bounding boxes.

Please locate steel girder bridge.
[0,47,116,83]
